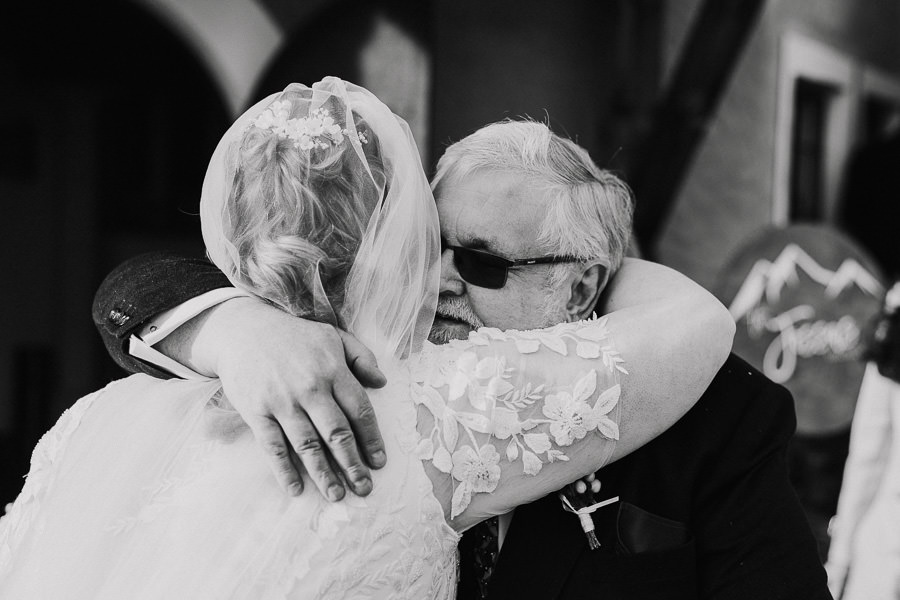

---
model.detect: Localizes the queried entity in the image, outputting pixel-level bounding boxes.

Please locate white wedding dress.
[0,319,624,599]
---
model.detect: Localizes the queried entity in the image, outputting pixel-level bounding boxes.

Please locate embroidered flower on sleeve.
[451,445,501,491]
[417,317,628,521]
[491,407,522,440]
[449,444,501,517]
[542,392,599,446]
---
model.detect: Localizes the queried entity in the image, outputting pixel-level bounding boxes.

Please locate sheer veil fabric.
[201,78,440,360]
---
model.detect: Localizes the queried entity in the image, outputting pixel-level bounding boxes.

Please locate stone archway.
[131,0,283,115]
[130,0,348,116]
[250,0,433,162]
[0,1,232,504]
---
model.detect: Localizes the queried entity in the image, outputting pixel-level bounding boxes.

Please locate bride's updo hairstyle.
[226,88,383,318]
[201,78,440,359]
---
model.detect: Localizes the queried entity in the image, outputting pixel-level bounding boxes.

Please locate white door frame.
[773,31,857,226]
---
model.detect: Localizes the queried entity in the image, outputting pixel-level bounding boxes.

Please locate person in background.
[827,282,900,599]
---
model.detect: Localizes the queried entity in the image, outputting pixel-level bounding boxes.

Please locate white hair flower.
[251,102,363,151]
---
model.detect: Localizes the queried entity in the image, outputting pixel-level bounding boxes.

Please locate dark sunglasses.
[441,238,582,289]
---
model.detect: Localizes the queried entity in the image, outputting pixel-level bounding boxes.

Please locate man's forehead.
[436,173,546,253]
[436,175,519,206]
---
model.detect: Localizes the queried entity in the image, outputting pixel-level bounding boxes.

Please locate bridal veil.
[201,78,440,360]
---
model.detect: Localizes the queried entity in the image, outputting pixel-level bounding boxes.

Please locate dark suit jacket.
[93,252,832,600]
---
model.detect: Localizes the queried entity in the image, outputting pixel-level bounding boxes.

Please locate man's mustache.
[434,296,484,329]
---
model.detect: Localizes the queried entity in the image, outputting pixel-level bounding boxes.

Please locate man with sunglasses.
[93,121,829,599]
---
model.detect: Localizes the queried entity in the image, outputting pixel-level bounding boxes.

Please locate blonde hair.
[224,89,383,318]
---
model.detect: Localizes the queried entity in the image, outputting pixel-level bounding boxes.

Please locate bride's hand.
[170,297,388,500]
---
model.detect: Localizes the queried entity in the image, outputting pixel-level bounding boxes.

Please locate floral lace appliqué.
[411,316,625,519]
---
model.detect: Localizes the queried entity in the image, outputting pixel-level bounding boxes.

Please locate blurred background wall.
[657,0,900,289]
[3,0,900,554]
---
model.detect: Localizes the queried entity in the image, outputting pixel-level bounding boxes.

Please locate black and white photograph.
[1,1,899,598]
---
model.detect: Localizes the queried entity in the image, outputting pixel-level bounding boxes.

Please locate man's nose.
[439,248,465,296]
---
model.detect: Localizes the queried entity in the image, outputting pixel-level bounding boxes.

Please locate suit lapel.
[486,493,586,599]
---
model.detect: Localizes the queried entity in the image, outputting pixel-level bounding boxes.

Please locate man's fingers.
[279,406,347,502]
[250,417,304,496]
[337,330,387,388]
[334,373,386,470]
[302,391,374,497]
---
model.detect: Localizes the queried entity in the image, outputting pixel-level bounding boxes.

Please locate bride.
[0,78,733,598]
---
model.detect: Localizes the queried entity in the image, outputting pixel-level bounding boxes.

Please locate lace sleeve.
[409,317,626,529]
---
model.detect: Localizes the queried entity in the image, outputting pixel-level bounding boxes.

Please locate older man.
[94,121,829,599]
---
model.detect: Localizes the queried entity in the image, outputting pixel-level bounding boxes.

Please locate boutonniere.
[559,472,618,550]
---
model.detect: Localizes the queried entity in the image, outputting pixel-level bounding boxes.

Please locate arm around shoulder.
[92,252,232,376]
[416,260,735,529]
[599,258,735,460]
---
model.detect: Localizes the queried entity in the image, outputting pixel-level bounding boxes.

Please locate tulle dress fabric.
[0,370,459,599]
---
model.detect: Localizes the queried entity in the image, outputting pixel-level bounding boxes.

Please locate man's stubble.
[428,296,485,344]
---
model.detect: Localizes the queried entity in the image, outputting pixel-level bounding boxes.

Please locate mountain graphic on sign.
[728,244,882,321]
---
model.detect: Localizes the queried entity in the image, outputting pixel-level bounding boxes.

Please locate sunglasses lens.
[454,248,508,289]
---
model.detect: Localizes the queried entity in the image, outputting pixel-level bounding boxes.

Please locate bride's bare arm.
[415,259,734,530]
[597,258,735,459]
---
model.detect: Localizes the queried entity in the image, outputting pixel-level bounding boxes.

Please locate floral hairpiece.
[252,100,368,151]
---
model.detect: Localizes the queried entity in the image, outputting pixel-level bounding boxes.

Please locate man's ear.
[566,261,610,322]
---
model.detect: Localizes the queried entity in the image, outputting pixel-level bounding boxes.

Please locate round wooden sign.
[715,225,885,434]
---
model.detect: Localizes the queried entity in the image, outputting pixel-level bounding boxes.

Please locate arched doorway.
[252,0,434,164]
[0,1,229,504]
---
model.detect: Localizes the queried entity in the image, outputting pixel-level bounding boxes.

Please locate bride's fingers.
[279,405,347,502]
[250,416,305,496]
[303,391,373,497]
[333,371,386,470]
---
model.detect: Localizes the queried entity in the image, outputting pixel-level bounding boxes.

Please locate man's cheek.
[467,292,503,327]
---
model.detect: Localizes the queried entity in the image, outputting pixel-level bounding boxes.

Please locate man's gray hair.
[432,119,634,274]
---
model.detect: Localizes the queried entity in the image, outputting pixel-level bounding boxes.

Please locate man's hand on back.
[163,297,388,500]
